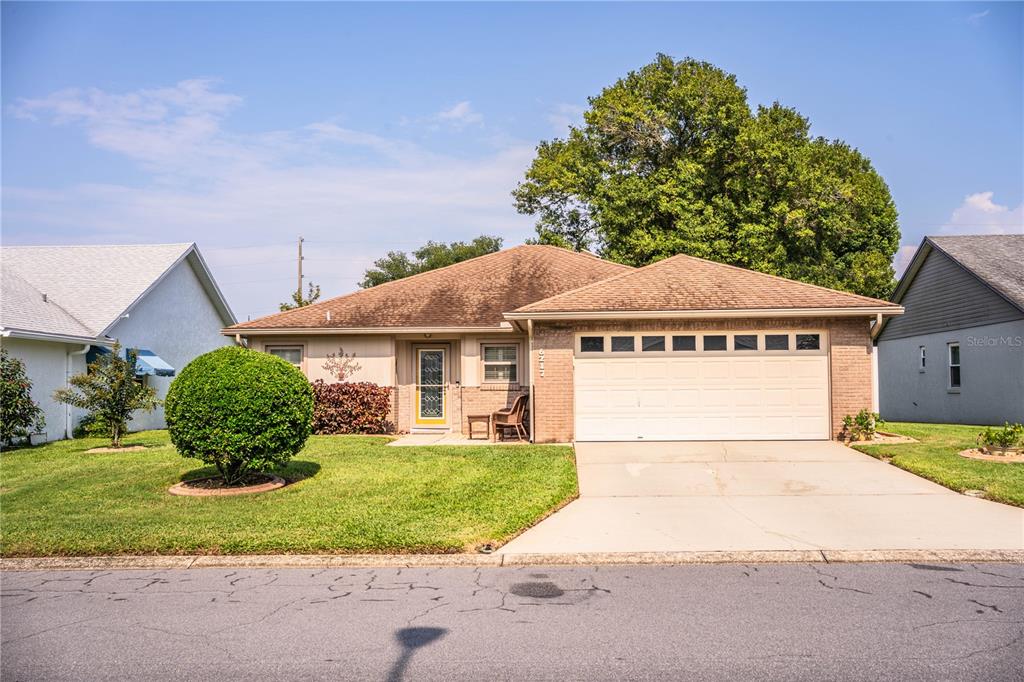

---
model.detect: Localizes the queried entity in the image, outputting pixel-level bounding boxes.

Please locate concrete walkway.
[500,440,1024,554]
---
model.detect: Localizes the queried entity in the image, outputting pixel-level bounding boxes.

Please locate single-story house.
[1,243,235,440]
[227,245,901,442]
[876,235,1024,425]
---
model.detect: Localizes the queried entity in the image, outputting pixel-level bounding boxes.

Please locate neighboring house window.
[267,345,303,367]
[482,344,518,383]
[919,346,926,372]
[580,337,604,353]
[948,343,961,389]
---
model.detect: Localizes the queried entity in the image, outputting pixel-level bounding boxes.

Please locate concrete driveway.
[499,441,1024,554]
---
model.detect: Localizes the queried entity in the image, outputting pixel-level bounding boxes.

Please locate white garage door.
[574,331,830,441]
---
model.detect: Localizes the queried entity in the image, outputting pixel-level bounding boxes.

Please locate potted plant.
[977,423,1024,456]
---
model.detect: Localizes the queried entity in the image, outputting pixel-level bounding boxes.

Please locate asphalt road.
[2,562,1022,681]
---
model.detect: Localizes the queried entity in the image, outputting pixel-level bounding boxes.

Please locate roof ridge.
[514,259,645,311]
[1,242,194,249]
[241,244,628,326]
[661,253,895,306]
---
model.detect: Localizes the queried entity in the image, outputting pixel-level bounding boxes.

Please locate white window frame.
[919,346,926,373]
[266,344,304,371]
[947,342,961,391]
[481,343,519,384]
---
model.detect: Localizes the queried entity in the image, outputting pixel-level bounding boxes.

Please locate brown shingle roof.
[512,253,899,315]
[229,245,633,330]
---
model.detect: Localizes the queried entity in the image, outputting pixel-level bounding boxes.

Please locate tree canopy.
[513,55,900,298]
[361,235,503,288]
[279,281,321,311]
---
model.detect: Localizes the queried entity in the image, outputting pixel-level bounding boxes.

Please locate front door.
[415,347,448,427]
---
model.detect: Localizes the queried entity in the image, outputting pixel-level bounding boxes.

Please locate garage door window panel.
[611,336,635,352]
[703,335,727,352]
[580,336,604,353]
[641,336,666,352]
[765,334,789,351]
[734,334,758,351]
[672,335,696,352]
[796,334,820,351]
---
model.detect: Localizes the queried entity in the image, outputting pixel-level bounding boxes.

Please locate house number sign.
[539,348,545,377]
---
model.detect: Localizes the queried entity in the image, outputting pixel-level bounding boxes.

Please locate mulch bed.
[168,474,287,497]
[843,431,917,446]
[86,445,148,454]
[958,448,1024,464]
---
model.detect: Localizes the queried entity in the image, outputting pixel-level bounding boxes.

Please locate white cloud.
[4,81,535,320]
[967,9,990,25]
[435,100,483,127]
[941,191,1024,236]
[546,103,586,133]
[892,191,1023,278]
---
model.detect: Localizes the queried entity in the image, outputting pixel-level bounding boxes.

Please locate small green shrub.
[842,409,881,441]
[165,346,314,484]
[53,341,159,447]
[978,423,1024,450]
[1,348,45,445]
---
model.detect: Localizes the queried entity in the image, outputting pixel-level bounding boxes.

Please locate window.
[580,336,604,353]
[642,335,665,352]
[919,346,926,372]
[482,344,518,383]
[796,334,821,351]
[611,336,635,352]
[267,346,302,367]
[734,334,758,351]
[948,343,961,389]
[703,335,727,351]
[765,334,789,351]
[672,335,696,351]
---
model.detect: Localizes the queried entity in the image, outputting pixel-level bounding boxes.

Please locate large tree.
[361,235,503,288]
[513,55,900,298]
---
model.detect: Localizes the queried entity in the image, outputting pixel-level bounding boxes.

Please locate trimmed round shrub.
[165,346,313,484]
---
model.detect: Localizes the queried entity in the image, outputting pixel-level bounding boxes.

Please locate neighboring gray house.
[0,243,235,441]
[876,235,1024,425]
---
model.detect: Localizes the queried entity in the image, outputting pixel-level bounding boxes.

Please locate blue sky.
[3,2,1021,321]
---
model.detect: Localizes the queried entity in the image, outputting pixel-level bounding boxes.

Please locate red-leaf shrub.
[311,380,393,435]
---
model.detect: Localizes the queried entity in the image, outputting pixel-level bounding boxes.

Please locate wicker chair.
[492,394,529,442]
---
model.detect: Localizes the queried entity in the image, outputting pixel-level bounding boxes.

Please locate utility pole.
[297,236,304,302]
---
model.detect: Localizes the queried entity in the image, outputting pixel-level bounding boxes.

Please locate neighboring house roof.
[1,243,235,341]
[508,253,901,319]
[0,268,96,342]
[874,234,1024,339]
[229,245,633,332]
[917,235,1024,312]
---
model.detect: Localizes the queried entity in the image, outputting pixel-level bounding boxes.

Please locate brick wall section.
[827,317,874,438]
[531,324,576,443]
[530,317,875,442]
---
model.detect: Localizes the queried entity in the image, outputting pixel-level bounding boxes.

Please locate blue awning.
[87,346,176,377]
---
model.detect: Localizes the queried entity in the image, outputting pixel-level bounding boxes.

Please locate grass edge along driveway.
[853,422,1024,508]
[0,431,577,557]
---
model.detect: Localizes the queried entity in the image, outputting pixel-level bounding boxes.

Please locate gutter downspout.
[527,319,535,443]
[66,344,90,439]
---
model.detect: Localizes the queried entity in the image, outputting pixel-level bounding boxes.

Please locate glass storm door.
[416,348,447,426]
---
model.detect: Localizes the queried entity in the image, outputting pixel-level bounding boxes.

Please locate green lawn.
[0,431,577,557]
[853,422,1024,507]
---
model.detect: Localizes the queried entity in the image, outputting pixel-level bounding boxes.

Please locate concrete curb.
[2,549,1022,571]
